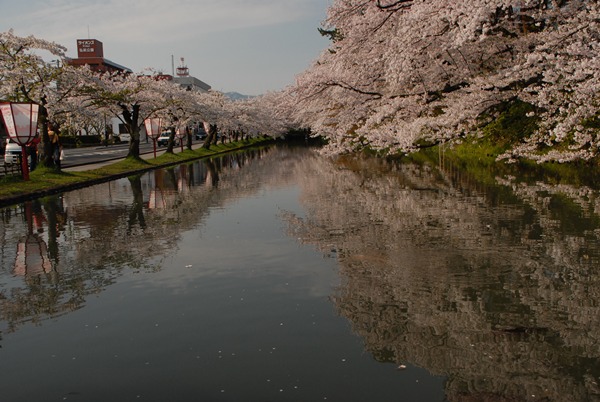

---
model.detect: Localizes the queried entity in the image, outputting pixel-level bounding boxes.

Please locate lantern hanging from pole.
[175,125,186,138]
[144,117,163,158]
[144,117,163,139]
[0,102,39,145]
[176,125,187,152]
[0,102,39,181]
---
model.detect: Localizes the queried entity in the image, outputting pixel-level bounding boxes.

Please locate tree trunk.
[203,123,218,150]
[186,127,192,150]
[127,128,141,159]
[166,128,176,154]
[37,103,57,168]
[210,124,219,145]
[122,104,141,159]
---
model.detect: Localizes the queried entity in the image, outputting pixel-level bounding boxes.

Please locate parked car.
[157,132,178,147]
[119,133,131,143]
[195,127,207,140]
[4,138,22,165]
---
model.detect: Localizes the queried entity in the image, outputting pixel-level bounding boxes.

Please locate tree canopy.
[0,31,287,161]
[284,0,600,163]
[3,1,599,164]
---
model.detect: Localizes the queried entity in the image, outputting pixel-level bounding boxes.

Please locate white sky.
[1,0,332,96]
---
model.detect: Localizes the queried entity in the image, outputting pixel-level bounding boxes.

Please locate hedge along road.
[0,137,274,207]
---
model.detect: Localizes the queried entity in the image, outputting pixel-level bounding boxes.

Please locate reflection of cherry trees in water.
[0,146,283,339]
[128,175,146,232]
[281,153,600,401]
[1,197,82,334]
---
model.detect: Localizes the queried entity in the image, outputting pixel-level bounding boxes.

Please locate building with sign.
[68,39,132,74]
[67,39,133,140]
[66,41,211,141]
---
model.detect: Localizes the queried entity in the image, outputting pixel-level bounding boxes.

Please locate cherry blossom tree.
[286,0,600,162]
[72,68,191,159]
[214,91,293,146]
[237,92,292,138]
[46,64,111,139]
[1,29,286,169]
[0,29,67,167]
[193,90,232,148]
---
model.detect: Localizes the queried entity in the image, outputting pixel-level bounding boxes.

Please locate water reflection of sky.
[0,146,447,402]
[143,186,338,300]
[3,143,600,401]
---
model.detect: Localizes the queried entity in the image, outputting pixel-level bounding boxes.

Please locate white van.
[4,138,22,165]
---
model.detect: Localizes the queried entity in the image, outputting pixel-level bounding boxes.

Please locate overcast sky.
[1,0,332,96]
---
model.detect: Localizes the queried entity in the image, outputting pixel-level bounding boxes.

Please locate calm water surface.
[1,145,599,401]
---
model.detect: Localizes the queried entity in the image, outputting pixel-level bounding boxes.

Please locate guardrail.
[0,161,23,179]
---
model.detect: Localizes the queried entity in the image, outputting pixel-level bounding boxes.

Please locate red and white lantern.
[175,125,187,152]
[144,117,163,158]
[0,102,39,145]
[0,102,39,180]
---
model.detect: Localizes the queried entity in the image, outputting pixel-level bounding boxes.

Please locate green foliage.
[546,192,600,233]
[517,157,600,188]
[372,96,600,189]
[582,113,600,130]
[92,157,151,175]
[0,166,86,198]
[318,27,343,42]
[407,134,600,191]
[479,99,539,146]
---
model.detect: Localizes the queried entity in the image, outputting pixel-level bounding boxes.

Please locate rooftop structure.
[173,76,211,92]
[154,58,211,92]
[176,57,189,77]
[173,58,211,92]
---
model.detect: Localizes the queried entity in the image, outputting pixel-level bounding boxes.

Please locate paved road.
[1,138,203,173]
[63,139,204,172]
[62,142,152,168]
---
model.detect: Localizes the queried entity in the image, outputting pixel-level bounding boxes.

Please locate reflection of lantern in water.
[148,188,178,209]
[14,233,52,276]
[14,201,53,277]
[148,169,179,209]
[178,164,190,194]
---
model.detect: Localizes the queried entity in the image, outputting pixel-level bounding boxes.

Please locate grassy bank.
[403,100,600,189]
[0,138,271,207]
[407,137,600,190]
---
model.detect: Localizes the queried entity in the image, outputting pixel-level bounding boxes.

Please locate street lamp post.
[0,102,39,181]
[144,117,163,158]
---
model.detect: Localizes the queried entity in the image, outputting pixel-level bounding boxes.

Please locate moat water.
[1,144,598,401]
